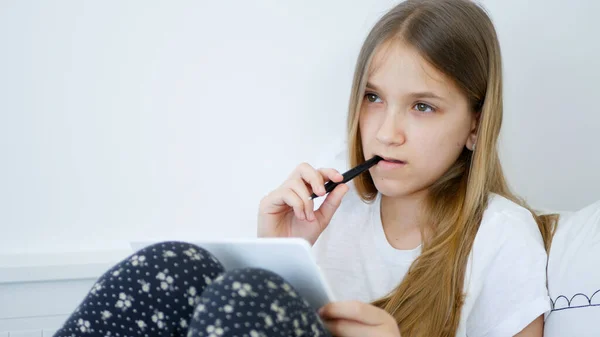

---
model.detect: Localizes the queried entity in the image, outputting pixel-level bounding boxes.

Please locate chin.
[371,178,418,198]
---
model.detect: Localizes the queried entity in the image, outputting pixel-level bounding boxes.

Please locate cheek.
[415,123,469,167]
[423,114,471,147]
[359,109,375,142]
[421,128,463,149]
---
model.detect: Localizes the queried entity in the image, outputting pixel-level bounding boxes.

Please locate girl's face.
[359,40,478,198]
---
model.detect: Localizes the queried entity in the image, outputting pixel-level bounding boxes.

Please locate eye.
[365,93,382,103]
[413,102,435,113]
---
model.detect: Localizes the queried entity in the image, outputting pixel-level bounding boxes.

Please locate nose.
[375,105,406,146]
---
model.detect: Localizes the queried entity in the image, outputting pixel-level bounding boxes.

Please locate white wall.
[487,0,600,212]
[1,0,599,258]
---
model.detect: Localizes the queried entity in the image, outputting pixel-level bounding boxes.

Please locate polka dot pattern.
[53,241,330,337]
[188,268,329,337]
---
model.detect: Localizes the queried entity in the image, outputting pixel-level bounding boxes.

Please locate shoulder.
[477,193,545,249]
[469,193,548,289]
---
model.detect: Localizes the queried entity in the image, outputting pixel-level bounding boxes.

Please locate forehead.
[367,39,458,96]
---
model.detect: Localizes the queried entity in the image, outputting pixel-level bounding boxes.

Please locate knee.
[194,267,312,325]
[133,241,216,262]
[128,241,224,272]
[234,267,287,283]
[210,267,300,298]
[219,267,285,283]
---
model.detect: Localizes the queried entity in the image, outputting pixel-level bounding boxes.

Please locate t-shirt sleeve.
[466,211,552,337]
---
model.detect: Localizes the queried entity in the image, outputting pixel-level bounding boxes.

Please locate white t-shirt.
[312,183,551,337]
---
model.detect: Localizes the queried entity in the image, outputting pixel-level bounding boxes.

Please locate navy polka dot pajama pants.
[53,241,331,337]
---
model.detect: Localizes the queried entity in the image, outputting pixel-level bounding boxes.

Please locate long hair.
[345,0,557,335]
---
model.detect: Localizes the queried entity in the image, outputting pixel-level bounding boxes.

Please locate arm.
[466,210,551,337]
[514,315,543,337]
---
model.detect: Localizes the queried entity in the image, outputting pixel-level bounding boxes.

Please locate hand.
[319,301,401,337]
[257,162,349,245]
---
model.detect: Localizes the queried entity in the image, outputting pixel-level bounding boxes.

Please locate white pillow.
[544,199,600,337]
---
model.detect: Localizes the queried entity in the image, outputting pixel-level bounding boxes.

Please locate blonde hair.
[346,0,557,335]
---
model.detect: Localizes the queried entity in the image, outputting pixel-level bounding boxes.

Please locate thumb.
[315,183,349,227]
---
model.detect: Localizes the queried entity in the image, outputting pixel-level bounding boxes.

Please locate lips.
[379,156,406,164]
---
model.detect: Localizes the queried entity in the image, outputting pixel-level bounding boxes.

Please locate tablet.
[130,238,335,310]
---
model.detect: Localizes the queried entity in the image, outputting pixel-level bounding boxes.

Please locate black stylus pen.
[310,155,382,199]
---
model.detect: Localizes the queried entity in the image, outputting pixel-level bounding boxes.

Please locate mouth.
[378,156,406,164]
[375,155,407,169]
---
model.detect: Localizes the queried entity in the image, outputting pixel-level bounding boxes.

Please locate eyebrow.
[365,81,446,102]
[365,81,382,92]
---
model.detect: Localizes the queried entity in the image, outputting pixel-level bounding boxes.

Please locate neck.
[380,190,428,249]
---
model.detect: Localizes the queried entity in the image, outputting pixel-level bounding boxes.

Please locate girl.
[55,0,556,336]
[258,0,557,336]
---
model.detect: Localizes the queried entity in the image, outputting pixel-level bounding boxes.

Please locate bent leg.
[187,267,331,337]
[54,241,225,337]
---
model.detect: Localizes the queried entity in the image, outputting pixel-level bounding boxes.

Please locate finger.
[285,179,315,221]
[317,168,344,184]
[276,188,306,221]
[315,183,349,226]
[265,186,306,221]
[319,301,386,326]
[295,163,327,197]
[323,319,376,337]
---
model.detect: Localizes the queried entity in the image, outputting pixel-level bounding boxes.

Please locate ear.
[466,112,480,151]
